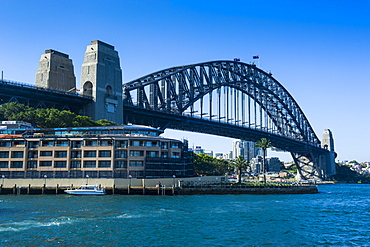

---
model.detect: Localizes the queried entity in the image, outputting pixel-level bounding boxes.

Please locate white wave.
[115,213,144,219]
[0,217,76,232]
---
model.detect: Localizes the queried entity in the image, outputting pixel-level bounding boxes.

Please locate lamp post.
[172,175,176,187]
[129,174,132,187]
[1,175,4,186]
[43,175,47,194]
[86,174,89,185]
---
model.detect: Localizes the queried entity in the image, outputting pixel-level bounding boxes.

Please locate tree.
[193,153,230,176]
[0,102,33,121]
[0,102,117,128]
[255,138,273,183]
[230,155,249,183]
[96,119,117,126]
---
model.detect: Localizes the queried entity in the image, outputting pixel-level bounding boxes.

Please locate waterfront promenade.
[0,176,317,195]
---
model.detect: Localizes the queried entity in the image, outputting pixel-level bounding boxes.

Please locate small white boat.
[64,185,106,195]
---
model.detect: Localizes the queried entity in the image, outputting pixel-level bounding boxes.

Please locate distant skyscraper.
[232,140,261,162]
[266,157,282,172]
[251,156,263,173]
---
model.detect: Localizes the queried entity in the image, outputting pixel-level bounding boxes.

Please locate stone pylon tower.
[322,129,335,152]
[322,129,336,177]
[35,50,76,91]
[80,40,123,123]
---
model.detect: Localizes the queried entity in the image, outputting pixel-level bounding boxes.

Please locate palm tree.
[230,155,249,183]
[255,138,273,183]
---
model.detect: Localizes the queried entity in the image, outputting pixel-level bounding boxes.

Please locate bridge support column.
[291,152,323,180]
[80,40,123,124]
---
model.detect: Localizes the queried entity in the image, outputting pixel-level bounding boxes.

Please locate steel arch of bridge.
[123,61,330,179]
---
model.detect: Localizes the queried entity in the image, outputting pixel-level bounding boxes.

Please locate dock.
[0,178,318,195]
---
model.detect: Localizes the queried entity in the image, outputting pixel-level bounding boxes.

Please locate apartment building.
[0,123,192,179]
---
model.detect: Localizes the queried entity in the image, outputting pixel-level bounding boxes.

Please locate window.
[27,151,38,159]
[161,142,169,149]
[84,151,96,158]
[0,141,11,147]
[130,140,143,146]
[100,140,112,146]
[83,81,93,97]
[40,161,52,167]
[115,160,127,168]
[172,152,180,158]
[71,161,81,169]
[161,152,168,158]
[0,161,8,168]
[145,141,158,147]
[55,161,67,168]
[130,150,144,157]
[115,140,128,148]
[171,142,180,149]
[27,161,37,169]
[11,151,24,158]
[85,140,98,146]
[42,141,54,147]
[71,151,81,158]
[130,160,143,166]
[40,151,52,157]
[55,151,67,158]
[10,161,23,168]
[84,161,96,168]
[55,140,69,146]
[147,151,158,158]
[13,141,25,147]
[99,150,111,157]
[71,141,82,148]
[0,151,9,158]
[115,150,127,158]
[106,85,113,96]
[28,141,39,148]
[98,160,111,168]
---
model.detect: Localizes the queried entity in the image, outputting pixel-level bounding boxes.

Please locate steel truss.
[123,61,330,179]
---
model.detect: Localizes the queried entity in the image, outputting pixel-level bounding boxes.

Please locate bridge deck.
[0,80,92,112]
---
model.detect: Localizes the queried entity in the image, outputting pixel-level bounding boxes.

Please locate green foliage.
[285,164,298,173]
[255,138,273,150]
[0,102,33,121]
[96,119,117,126]
[230,155,249,169]
[230,155,250,183]
[332,164,360,182]
[0,103,117,128]
[193,152,230,176]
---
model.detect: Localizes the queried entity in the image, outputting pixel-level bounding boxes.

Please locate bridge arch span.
[123,60,333,179]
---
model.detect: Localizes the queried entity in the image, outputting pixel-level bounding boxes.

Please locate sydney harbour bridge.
[0,42,336,180]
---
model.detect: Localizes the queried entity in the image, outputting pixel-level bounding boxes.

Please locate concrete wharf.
[0,177,318,195]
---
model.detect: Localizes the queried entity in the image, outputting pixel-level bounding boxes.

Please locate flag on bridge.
[234,58,240,61]
[253,55,259,59]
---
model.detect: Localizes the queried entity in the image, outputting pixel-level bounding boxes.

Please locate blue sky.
[0,0,369,162]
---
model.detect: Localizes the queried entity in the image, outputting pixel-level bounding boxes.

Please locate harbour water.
[1,184,370,246]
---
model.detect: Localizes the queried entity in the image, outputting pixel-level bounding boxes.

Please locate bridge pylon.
[80,40,123,123]
[35,49,76,92]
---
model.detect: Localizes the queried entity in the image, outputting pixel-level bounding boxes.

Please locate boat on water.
[64,185,106,195]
